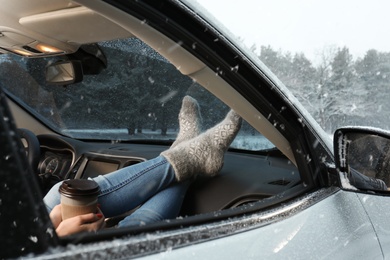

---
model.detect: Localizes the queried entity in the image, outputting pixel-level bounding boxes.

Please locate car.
[1,0,390,259]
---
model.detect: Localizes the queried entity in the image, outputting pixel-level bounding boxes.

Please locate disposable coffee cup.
[59,179,100,220]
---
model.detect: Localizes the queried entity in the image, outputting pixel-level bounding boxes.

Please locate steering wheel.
[17,128,40,172]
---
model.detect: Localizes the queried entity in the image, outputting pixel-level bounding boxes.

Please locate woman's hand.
[49,204,63,229]
[50,205,106,237]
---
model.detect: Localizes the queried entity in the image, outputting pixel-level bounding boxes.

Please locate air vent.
[268,179,291,186]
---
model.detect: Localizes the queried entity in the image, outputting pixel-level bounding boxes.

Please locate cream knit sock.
[162,110,242,182]
[171,95,202,148]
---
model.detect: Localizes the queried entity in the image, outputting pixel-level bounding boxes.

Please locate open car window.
[0,38,274,151]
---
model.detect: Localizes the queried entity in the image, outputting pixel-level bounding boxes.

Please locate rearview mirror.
[45,60,83,85]
[334,127,390,192]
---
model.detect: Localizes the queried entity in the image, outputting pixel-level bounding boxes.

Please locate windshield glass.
[192,0,390,135]
[0,38,273,151]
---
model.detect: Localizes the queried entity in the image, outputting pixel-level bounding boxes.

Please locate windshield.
[192,0,390,135]
[0,38,273,151]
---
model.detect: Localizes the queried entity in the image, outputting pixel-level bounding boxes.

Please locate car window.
[192,0,390,136]
[0,38,274,151]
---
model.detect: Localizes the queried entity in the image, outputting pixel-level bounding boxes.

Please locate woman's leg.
[44,105,241,225]
[117,110,242,227]
[117,181,190,227]
[44,156,176,218]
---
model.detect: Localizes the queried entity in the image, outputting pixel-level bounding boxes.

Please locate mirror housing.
[45,60,83,85]
[334,127,390,192]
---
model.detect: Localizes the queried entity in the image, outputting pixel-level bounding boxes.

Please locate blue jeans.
[44,156,189,227]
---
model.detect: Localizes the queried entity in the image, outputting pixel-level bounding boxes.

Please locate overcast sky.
[196,0,390,63]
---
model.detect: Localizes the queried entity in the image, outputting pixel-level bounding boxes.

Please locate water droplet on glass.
[230,65,239,72]
[148,77,155,84]
[28,236,38,243]
[46,227,54,237]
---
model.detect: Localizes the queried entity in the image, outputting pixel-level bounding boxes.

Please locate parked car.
[1,0,390,259]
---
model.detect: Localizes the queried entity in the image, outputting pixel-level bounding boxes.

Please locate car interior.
[0,0,315,230]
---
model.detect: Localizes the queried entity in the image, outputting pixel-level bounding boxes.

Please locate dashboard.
[37,134,148,183]
[38,149,73,179]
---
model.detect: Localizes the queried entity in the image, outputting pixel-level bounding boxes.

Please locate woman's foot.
[171,95,202,148]
[162,110,242,182]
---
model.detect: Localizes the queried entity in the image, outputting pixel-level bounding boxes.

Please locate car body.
[1,0,390,259]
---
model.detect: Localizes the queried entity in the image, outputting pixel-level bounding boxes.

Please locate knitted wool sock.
[161,110,242,182]
[170,95,202,148]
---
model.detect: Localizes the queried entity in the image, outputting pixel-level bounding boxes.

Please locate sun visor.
[19,6,132,45]
[0,32,34,47]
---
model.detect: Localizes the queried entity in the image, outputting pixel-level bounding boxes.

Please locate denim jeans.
[44,156,189,227]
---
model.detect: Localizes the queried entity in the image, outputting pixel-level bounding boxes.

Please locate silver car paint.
[358,193,390,257]
[141,190,382,259]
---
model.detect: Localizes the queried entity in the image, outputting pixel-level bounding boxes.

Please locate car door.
[357,193,390,257]
[134,189,381,259]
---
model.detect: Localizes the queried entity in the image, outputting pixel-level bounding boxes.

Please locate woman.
[44,96,242,236]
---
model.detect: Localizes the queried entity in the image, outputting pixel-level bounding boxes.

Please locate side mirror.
[45,60,83,85]
[334,127,390,192]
